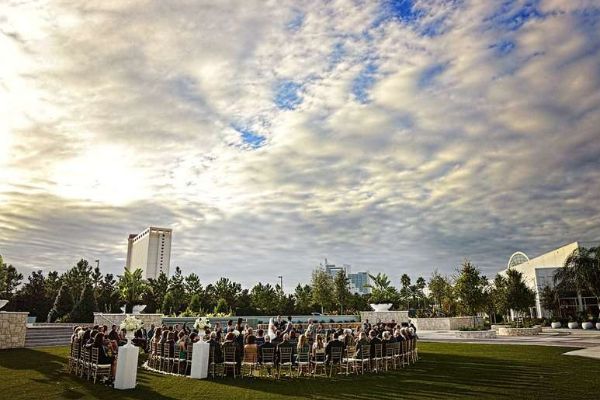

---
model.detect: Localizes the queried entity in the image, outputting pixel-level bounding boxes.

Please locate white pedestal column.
[190,341,210,379]
[114,342,139,390]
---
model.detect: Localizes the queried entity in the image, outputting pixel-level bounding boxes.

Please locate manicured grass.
[0,342,598,399]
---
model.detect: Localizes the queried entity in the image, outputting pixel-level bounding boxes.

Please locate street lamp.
[95,259,100,269]
[278,275,283,292]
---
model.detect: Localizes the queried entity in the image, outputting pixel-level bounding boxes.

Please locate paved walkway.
[418,328,600,360]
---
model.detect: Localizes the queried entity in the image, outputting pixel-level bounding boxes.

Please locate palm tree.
[118,268,147,313]
[366,273,397,304]
[554,246,600,317]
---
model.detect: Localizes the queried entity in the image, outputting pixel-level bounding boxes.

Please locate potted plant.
[582,315,594,330]
[567,316,579,329]
[550,316,561,329]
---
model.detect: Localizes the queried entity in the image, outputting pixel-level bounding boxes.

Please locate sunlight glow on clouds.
[1,0,599,286]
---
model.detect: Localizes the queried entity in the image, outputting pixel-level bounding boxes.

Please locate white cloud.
[0,0,599,288]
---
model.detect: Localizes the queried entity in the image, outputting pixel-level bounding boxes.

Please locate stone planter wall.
[497,326,542,336]
[412,316,483,331]
[359,311,410,324]
[93,313,163,329]
[455,330,497,339]
[0,312,28,350]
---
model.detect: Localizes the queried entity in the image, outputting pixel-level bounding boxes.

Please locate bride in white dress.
[267,318,277,340]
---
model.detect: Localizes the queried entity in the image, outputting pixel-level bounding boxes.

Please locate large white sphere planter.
[551,322,562,329]
[568,322,579,329]
[596,322,600,330]
[582,322,594,330]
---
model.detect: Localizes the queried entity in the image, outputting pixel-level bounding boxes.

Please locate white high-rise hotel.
[125,227,172,279]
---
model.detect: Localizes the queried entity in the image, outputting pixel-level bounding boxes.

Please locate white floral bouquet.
[194,317,211,331]
[120,314,143,332]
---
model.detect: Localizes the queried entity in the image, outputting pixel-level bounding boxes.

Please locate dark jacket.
[324,339,344,363]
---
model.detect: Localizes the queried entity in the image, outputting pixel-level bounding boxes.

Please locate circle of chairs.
[142,337,418,379]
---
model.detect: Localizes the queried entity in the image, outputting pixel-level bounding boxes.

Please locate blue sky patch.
[490,40,516,56]
[274,80,303,110]
[352,63,378,103]
[287,9,304,31]
[232,123,266,149]
[418,63,446,88]
[487,0,542,31]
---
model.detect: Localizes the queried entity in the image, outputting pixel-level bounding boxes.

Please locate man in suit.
[259,334,276,363]
[324,331,344,364]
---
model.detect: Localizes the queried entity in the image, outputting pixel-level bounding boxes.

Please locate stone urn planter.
[568,321,579,329]
[369,303,393,312]
[551,322,562,329]
[582,322,594,330]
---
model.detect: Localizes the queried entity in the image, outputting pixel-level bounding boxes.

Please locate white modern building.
[321,259,371,295]
[125,227,172,279]
[499,241,598,318]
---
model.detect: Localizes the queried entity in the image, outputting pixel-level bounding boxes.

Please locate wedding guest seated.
[207,332,222,362]
[255,329,265,346]
[258,335,275,362]
[296,334,310,360]
[132,328,147,351]
[93,332,115,380]
[177,330,188,359]
[243,334,258,363]
[324,332,344,364]
[312,334,325,359]
[369,329,382,358]
[70,326,82,343]
[277,333,294,361]
[354,332,369,358]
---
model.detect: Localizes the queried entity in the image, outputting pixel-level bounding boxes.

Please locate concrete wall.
[0,312,28,350]
[93,313,163,329]
[455,330,497,339]
[412,316,482,331]
[497,326,542,336]
[360,311,410,324]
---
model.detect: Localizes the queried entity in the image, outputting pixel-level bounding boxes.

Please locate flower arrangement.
[120,314,143,332]
[194,317,211,331]
[205,312,231,318]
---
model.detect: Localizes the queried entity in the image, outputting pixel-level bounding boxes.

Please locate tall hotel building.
[125,227,172,279]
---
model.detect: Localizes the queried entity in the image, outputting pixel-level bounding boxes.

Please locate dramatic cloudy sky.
[1,0,599,289]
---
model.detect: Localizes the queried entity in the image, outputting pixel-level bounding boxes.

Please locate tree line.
[0,252,552,323]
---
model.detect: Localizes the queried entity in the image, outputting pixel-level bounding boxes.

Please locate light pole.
[95,259,100,269]
[278,275,283,292]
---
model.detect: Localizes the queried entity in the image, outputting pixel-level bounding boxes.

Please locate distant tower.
[125,227,172,279]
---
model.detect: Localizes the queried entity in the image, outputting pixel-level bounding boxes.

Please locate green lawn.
[0,342,598,399]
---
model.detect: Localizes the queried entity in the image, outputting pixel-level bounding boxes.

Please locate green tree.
[454,260,487,318]
[250,283,277,314]
[69,284,97,323]
[367,273,397,304]
[63,259,92,303]
[399,274,411,309]
[428,270,454,314]
[0,257,23,301]
[47,283,74,322]
[168,266,186,312]
[505,269,536,317]
[554,246,600,317]
[333,270,351,314]
[145,272,169,313]
[162,291,177,315]
[294,284,314,314]
[97,273,119,313]
[539,285,561,318]
[185,273,203,297]
[311,269,334,313]
[13,270,50,319]
[118,268,147,313]
[490,274,509,322]
[213,277,241,311]
[188,293,202,314]
[213,298,229,315]
[236,289,254,315]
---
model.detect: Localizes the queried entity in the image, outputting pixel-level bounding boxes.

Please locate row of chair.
[145,339,418,379]
[67,340,112,383]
